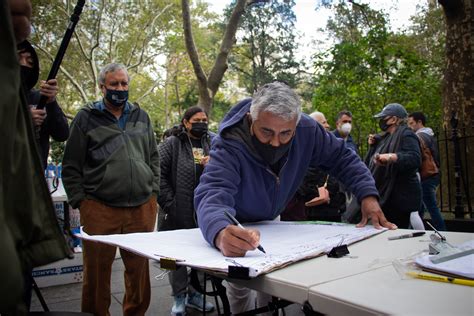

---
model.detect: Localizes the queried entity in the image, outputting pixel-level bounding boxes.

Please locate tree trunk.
[181,0,247,114]
[439,0,474,216]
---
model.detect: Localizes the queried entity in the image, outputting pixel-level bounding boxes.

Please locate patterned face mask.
[105,89,128,107]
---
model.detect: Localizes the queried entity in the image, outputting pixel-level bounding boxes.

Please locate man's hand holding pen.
[215,225,261,257]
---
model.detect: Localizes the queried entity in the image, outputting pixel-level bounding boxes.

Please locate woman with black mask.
[365,103,422,228]
[157,106,215,315]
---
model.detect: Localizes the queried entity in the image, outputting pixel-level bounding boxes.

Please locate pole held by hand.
[36,0,86,110]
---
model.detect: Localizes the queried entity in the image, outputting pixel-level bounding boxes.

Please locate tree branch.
[128,3,174,70]
[207,0,248,94]
[36,45,89,103]
[136,78,164,103]
[181,0,209,97]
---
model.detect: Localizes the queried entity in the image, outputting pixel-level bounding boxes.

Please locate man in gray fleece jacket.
[62,63,159,316]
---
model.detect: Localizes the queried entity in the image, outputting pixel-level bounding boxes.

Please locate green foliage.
[49,140,65,165]
[30,0,226,133]
[310,2,444,157]
[29,1,447,162]
[227,0,302,93]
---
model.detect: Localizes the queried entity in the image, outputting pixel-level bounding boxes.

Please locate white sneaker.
[186,292,215,312]
[171,293,187,316]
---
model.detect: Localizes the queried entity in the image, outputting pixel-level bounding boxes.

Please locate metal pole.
[450,111,465,218]
[444,126,452,212]
[461,126,473,216]
[437,128,444,213]
[36,0,86,110]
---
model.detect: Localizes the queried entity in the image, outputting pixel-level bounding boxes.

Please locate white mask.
[340,122,352,135]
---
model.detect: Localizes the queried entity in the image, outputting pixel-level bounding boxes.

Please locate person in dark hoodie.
[158,106,215,315]
[62,62,159,316]
[17,39,69,169]
[194,82,396,313]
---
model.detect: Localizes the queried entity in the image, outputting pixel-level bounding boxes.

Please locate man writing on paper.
[195,82,396,313]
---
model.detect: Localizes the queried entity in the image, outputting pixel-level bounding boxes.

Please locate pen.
[406,271,474,287]
[323,175,329,188]
[224,210,266,254]
[425,221,447,241]
[388,231,425,240]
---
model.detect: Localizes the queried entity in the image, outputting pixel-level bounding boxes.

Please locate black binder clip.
[327,237,350,258]
[226,258,250,279]
[327,244,349,258]
[160,257,178,270]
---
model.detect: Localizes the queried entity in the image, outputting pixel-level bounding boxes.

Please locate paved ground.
[31,259,218,315]
[30,258,305,315]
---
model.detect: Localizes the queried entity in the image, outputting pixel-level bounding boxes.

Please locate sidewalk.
[30,258,305,315]
[30,259,219,316]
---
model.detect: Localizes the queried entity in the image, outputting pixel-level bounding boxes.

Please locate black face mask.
[105,89,128,107]
[251,135,292,166]
[378,118,391,131]
[190,122,208,138]
[20,65,38,91]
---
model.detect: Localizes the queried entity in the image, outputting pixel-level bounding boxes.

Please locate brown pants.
[80,196,157,316]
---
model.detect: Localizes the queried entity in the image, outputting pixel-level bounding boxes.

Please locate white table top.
[308,263,474,315]
[233,228,474,312]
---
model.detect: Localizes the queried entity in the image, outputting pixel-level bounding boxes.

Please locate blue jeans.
[420,174,446,231]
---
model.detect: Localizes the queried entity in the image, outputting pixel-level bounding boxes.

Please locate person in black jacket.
[157,106,215,315]
[365,103,422,228]
[17,40,69,169]
[281,111,346,222]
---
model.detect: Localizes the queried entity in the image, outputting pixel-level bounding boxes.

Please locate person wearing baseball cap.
[365,103,422,228]
[373,103,408,120]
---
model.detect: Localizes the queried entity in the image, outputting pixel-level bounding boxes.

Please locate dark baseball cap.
[373,103,408,119]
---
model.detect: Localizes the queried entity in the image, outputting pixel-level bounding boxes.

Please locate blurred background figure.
[365,103,422,228]
[333,110,358,154]
[310,111,330,130]
[408,111,446,231]
[282,110,346,222]
[17,39,69,169]
[157,106,215,315]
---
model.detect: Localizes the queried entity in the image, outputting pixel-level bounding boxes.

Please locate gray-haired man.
[62,63,159,316]
[195,82,395,313]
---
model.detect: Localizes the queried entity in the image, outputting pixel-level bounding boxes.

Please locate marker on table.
[406,271,474,287]
[388,231,425,240]
[224,210,266,254]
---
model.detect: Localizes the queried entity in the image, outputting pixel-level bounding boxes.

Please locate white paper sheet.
[80,221,385,277]
[415,240,474,279]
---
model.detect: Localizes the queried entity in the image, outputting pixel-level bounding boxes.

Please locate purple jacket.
[195,99,379,246]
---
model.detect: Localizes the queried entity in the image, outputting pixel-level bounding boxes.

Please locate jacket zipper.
[126,130,133,206]
[186,134,199,226]
[265,158,288,219]
[119,112,132,206]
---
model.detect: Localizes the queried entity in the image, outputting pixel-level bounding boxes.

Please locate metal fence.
[437,112,473,219]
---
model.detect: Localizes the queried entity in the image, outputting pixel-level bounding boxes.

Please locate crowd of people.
[1,0,446,315]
